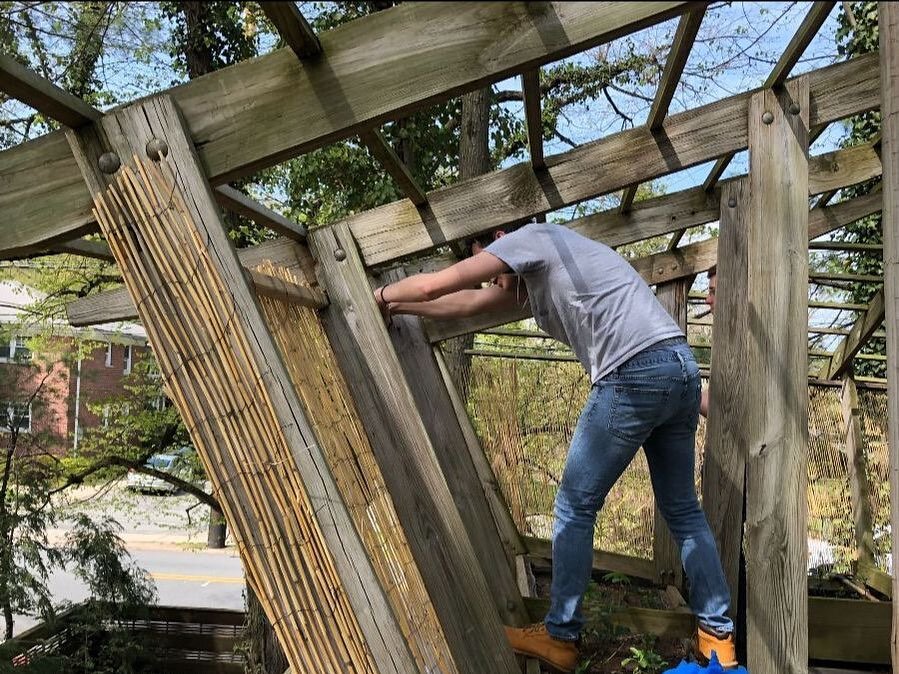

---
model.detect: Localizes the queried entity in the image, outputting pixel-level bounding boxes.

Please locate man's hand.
[373,286,395,325]
[700,388,709,418]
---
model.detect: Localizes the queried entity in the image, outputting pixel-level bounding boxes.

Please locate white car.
[126,453,189,494]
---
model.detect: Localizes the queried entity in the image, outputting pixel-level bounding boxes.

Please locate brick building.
[0,281,150,455]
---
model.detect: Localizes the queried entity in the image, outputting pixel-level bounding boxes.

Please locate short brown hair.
[707,264,717,279]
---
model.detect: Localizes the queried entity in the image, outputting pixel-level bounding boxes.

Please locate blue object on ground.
[662,652,749,674]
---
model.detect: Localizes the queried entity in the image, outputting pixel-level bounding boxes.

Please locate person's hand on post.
[373,284,394,325]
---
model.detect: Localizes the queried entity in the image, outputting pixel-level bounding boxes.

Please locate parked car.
[127,452,191,494]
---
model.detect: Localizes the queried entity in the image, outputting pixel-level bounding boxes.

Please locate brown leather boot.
[504,623,579,673]
[695,625,738,669]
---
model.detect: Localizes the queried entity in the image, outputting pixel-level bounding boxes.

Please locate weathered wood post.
[744,78,810,673]
[841,375,877,572]
[878,1,899,666]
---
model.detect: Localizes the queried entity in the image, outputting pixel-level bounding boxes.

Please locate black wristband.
[379,283,389,304]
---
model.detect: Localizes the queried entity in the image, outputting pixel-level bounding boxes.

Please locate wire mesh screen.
[463,350,888,574]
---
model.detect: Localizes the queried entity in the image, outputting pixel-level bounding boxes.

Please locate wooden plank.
[856,558,892,599]
[309,222,520,673]
[64,96,415,674]
[358,129,428,206]
[878,4,899,653]
[807,597,891,664]
[701,179,749,622]
[380,267,528,627]
[699,1,836,193]
[523,535,656,581]
[0,53,100,128]
[212,186,305,240]
[260,2,322,58]
[50,237,114,261]
[841,377,877,570]
[653,279,688,590]
[522,596,695,639]
[66,238,315,326]
[808,140,882,194]
[825,289,885,379]
[0,1,694,257]
[744,78,809,674]
[248,269,327,308]
[521,69,544,170]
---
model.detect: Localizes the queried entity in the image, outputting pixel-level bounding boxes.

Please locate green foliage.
[602,571,632,586]
[622,644,668,673]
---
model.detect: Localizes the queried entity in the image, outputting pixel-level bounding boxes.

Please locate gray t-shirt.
[485,223,683,383]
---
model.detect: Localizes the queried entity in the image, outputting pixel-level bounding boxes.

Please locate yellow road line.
[148,571,244,585]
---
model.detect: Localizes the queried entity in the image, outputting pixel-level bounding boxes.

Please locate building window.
[105,342,113,368]
[0,336,31,363]
[1,402,31,434]
[124,345,133,375]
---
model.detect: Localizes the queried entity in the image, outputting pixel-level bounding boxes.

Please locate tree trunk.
[442,88,492,398]
[244,586,289,674]
[207,506,226,549]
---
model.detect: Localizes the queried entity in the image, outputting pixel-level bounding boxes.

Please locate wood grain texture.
[65,96,414,674]
[521,69,544,170]
[826,289,885,379]
[0,1,692,257]
[744,79,809,674]
[260,2,322,58]
[841,377,876,569]
[310,223,520,674]
[877,5,899,656]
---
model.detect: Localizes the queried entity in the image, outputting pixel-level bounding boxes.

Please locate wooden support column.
[654,279,690,589]
[65,95,415,674]
[744,78,809,674]
[379,267,528,627]
[309,223,520,674]
[702,178,749,628]
[878,3,899,666]
[841,376,876,570]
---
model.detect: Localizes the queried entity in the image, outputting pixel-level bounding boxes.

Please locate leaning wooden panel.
[66,96,415,674]
[744,79,809,674]
[254,257,455,673]
[310,223,520,674]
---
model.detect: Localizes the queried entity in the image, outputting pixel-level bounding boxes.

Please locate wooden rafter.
[822,288,886,379]
[620,9,704,213]
[0,53,100,128]
[521,69,544,170]
[357,129,428,206]
[213,185,306,240]
[260,2,322,58]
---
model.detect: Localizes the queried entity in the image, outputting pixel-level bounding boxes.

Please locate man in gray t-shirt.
[374,224,738,672]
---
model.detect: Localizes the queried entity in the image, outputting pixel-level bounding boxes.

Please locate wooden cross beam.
[822,288,886,379]
[522,69,545,170]
[620,9,705,213]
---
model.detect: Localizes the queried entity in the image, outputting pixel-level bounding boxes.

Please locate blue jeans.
[545,338,733,640]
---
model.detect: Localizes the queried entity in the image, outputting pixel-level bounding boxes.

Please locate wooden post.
[878,2,899,667]
[310,222,520,674]
[702,178,749,623]
[64,95,416,674]
[744,79,809,673]
[654,279,689,589]
[379,267,529,627]
[841,375,876,570]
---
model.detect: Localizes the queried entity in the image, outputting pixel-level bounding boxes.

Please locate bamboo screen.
[463,351,888,575]
[254,260,455,674]
[91,157,378,674]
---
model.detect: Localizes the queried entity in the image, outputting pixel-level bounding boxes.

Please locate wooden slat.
[842,378,877,570]
[808,139,882,194]
[856,558,892,598]
[825,289,885,379]
[213,185,306,240]
[310,222,520,673]
[260,1,322,58]
[248,269,327,308]
[523,535,656,581]
[521,69,544,170]
[699,1,837,193]
[807,597,891,664]
[0,53,100,128]
[878,3,899,651]
[744,78,809,674]
[0,1,694,257]
[380,267,528,627]
[358,129,428,206]
[50,237,114,261]
[346,53,879,266]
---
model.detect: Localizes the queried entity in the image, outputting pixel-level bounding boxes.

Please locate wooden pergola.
[1,2,897,672]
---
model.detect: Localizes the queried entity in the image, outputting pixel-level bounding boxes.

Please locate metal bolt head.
[334,248,346,262]
[788,102,801,116]
[761,111,774,125]
[727,196,737,208]
[146,138,169,161]
[98,152,120,175]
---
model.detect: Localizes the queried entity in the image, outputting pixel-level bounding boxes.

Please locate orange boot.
[695,625,738,669]
[504,623,579,673]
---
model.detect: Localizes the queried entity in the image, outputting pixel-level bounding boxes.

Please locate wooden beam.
[699,2,836,193]
[423,189,882,342]
[743,78,809,674]
[0,53,100,128]
[260,2,322,58]
[522,535,656,581]
[49,238,114,262]
[841,377,877,570]
[808,139,882,194]
[213,186,306,240]
[309,222,520,673]
[247,269,327,309]
[0,1,695,257]
[522,69,544,170]
[345,53,879,267]
[824,288,885,379]
[856,558,892,599]
[878,5,899,657]
[358,129,428,206]
[380,267,528,627]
